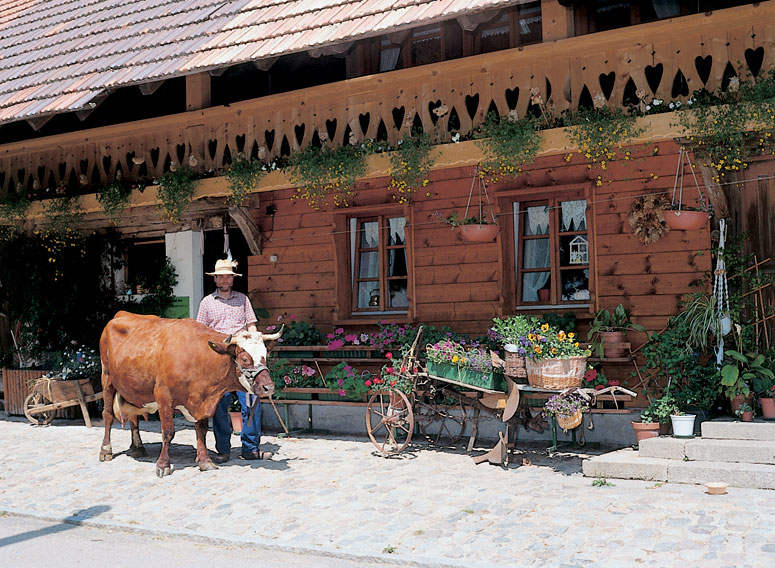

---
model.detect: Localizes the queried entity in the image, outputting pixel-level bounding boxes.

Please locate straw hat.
[206,259,241,276]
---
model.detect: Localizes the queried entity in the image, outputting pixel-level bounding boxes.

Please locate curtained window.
[351,216,409,312]
[514,197,590,305]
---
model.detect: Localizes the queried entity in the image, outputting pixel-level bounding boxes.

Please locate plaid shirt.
[196,290,257,334]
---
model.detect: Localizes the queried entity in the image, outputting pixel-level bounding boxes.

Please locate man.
[196,258,271,463]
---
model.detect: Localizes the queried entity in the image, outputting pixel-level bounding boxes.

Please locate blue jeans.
[213,391,262,456]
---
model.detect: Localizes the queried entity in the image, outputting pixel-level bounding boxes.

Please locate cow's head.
[208,325,284,395]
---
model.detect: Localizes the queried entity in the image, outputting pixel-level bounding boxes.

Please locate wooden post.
[228,206,263,255]
[186,72,211,112]
[541,0,574,42]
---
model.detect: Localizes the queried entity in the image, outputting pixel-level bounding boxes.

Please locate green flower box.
[279,390,314,400]
[277,350,315,359]
[426,361,505,391]
[327,349,371,358]
[318,392,347,401]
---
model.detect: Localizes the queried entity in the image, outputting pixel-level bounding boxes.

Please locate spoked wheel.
[24,391,56,425]
[415,397,467,445]
[365,390,414,455]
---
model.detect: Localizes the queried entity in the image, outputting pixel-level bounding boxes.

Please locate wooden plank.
[597,273,704,297]
[597,232,709,255]
[251,273,336,292]
[415,281,499,304]
[597,251,709,275]
[414,263,498,285]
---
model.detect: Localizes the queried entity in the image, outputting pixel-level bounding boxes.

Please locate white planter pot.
[670,414,696,438]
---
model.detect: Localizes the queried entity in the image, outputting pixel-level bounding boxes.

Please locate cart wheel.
[24,392,55,425]
[415,398,467,445]
[365,391,414,455]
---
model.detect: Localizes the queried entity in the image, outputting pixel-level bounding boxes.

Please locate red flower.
[609,379,619,386]
[386,367,394,374]
[386,352,393,359]
[389,381,396,386]
[584,369,597,380]
[365,379,372,387]
[400,366,407,373]
[595,384,604,390]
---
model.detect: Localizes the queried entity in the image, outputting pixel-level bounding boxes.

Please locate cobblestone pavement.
[1,416,774,567]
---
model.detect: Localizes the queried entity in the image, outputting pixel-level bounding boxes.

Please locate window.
[474,3,542,54]
[122,239,166,294]
[409,24,442,66]
[513,197,590,306]
[351,216,409,313]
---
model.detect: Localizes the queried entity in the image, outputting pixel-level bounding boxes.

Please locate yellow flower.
[541,323,550,332]
[533,346,542,354]
[557,331,566,340]
[551,347,558,355]
[528,333,536,341]
[568,332,576,339]
[452,356,459,363]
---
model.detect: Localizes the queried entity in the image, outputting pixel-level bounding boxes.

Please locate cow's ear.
[208,341,237,357]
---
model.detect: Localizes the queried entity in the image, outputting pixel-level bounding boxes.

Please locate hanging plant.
[566,107,644,182]
[0,190,31,224]
[43,196,84,235]
[388,131,435,203]
[224,152,267,206]
[676,70,775,183]
[627,194,670,244]
[288,140,369,209]
[97,179,131,224]
[158,166,199,222]
[475,112,541,182]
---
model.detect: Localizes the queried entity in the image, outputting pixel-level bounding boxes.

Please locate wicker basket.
[504,351,527,378]
[525,357,586,389]
[556,409,583,431]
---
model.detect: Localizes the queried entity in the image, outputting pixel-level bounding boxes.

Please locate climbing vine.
[158,166,199,222]
[388,131,435,203]
[97,179,132,224]
[225,152,267,206]
[475,112,541,182]
[0,190,31,225]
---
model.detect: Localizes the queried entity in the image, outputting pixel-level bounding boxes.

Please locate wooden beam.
[541,0,574,41]
[698,164,730,219]
[185,72,211,112]
[228,205,262,255]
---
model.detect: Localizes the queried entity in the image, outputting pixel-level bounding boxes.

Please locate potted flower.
[270,358,321,400]
[270,318,322,358]
[324,362,374,401]
[587,304,646,359]
[325,327,375,358]
[752,357,775,419]
[670,409,697,438]
[632,406,661,443]
[490,315,539,379]
[521,323,590,389]
[445,211,499,243]
[368,361,415,408]
[425,340,504,390]
[735,402,754,422]
[720,350,773,415]
[542,392,590,431]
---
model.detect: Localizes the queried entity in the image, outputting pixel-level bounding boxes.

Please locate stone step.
[638,436,775,465]
[701,418,775,441]
[583,448,775,489]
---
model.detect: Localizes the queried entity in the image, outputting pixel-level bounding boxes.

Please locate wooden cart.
[364,327,635,464]
[23,376,103,427]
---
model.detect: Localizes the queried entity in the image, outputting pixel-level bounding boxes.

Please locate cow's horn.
[262,323,284,341]
[224,334,233,344]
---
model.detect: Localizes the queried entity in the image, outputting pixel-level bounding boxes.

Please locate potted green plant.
[445,211,499,243]
[662,199,711,231]
[752,356,775,419]
[643,391,680,436]
[587,304,646,359]
[720,350,773,415]
[490,315,539,380]
[631,407,661,443]
[271,319,322,358]
[735,402,754,422]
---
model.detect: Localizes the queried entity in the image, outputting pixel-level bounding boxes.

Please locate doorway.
[202,227,250,295]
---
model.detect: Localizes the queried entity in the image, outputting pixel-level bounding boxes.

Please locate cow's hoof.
[156,465,171,478]
[198,460,218,472]
[130,446,147,458]
[99,452,113,462]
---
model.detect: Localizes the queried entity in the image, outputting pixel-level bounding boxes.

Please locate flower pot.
[556,409,583,431]
[632,421,660,444]
[538,288,550,302]
[730,394,753,415]
[229,411,242,435]
[761,397,775,420]
[426,361,504,391]
[600,331,626,359]
[455,224,499,243]
[670,414,696,438]
[741,410,754,422]
[524,357,586,389]
[663,210,708,231]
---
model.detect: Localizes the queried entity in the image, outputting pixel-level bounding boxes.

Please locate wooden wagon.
[23,375,103,427]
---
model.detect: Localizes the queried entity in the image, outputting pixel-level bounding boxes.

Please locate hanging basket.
[455,224,499,243]
[525,357,586,389]
[663,210,708,231]
[556,409,583,431]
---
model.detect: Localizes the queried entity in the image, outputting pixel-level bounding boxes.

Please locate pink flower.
[595,385,604,390]
[389,381,396,386]
[386,352,393,359]
[365,379,372,387]
[266,325,277,331]
[345,334,357,342]
[609,379,620,386]
[327,333,335,339]
[344,365,352,372]
[328,339,345,349]
[276,315,283,322]
[386,367,394,374]
[337,379,343,386]
[289,314,296,321]
[338,389,346,396]
[336,327,344,334]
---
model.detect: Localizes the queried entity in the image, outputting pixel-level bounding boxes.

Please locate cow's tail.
[113,394,150,428]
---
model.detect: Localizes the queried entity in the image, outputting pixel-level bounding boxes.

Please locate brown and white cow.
[98,311,282,477]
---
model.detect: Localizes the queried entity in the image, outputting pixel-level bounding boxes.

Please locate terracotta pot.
[538,288,550,302]
[601,331,626,358]
[741,411,754,422]
[730,394,753,415]
[632,421,660,444]
[229,411,242,434]
[455,224,499,243]
[761,397,775,420]
[663,210,708,231]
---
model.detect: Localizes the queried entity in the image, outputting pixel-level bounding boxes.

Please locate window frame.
[497,185,594,314]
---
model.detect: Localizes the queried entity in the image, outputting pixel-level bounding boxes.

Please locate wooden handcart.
[365,327,635,465]
[23,376,103,427]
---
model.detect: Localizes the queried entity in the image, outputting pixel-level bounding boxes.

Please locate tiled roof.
[0,0,524,125]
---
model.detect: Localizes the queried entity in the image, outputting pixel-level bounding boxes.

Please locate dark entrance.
[202,227,250,295]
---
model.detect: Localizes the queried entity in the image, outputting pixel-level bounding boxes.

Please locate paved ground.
[1,415,774,567]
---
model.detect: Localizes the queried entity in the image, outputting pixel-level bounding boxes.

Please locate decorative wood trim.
[228,205,263,255]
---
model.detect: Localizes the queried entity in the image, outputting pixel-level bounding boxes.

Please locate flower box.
[327,349,372,359]
[276,350,316,359]
[280,391,314,400]
[426,361,504,391]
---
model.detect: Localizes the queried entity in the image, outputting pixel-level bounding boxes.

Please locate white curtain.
[522,244,550,303]
[388,217,405,245]
[379,46,401,72]
[526,205,549,235]
[561,200,587,232]
[652,0,680,19]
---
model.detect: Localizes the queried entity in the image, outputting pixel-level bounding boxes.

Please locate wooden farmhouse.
[0,0,774,393]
